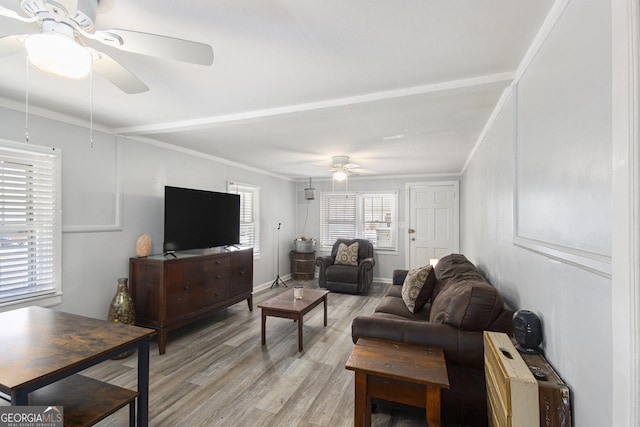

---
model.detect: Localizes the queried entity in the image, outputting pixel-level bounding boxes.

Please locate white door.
[406,181,459,269]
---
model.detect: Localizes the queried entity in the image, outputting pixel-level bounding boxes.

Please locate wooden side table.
[345,338,450,427]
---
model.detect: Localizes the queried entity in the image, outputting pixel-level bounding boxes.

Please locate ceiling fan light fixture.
[25,29,92,79]
[333,170,348,181]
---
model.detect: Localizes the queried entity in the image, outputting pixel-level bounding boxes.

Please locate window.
[228,181,260,257]
[0,141,61,310]
[320,191,397,251]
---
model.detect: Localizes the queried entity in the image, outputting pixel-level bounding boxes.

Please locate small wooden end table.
[258,288,329,352]
[345,338,450,427]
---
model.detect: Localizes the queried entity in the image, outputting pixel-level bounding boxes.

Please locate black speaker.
[513,310,542,354]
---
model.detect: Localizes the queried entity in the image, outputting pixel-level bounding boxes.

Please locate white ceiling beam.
[115,72,514,136]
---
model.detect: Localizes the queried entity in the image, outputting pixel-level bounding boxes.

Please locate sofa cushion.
[432,254,487,301]
[334,242,359,266]
[429,280,504,330]
[375,296,432,321]
[401,265,433,313]
[325,264,359,282]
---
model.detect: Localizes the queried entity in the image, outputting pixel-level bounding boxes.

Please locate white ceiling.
[0,0,554,180]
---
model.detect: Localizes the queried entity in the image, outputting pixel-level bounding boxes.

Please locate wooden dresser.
[484,331,539,427]
[129,247,253,354]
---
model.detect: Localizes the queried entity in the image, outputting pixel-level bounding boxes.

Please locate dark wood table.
[345,338,450,427]
[258,288,329,352]
[0,306,154,426]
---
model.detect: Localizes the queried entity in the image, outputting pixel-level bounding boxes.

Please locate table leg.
[323,295,327,326]
[426,386,441,427]
[10,389,28,405]
[158,330,167,355]
[297,314,304,352]
[261,309,266,345]
[137,337,150,427]
[354,372,371,427]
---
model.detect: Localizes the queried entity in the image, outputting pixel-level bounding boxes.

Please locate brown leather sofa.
[351,254,513,426]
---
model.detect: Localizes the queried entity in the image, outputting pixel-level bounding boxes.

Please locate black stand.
[271,222,287,288]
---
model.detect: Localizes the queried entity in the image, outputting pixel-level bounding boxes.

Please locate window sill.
[0,293,62,314]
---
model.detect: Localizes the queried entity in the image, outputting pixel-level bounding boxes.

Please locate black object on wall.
[513,309,543,354]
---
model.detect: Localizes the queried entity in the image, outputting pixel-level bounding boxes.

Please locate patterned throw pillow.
[334,242,359,266]
[401,265,434,313]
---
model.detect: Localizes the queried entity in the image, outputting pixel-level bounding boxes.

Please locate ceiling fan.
[329,155,372,181]
[0,0,214,93]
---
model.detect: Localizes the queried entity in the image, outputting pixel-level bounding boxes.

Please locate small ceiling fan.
[329,155,373,181]
[0,0,214,93]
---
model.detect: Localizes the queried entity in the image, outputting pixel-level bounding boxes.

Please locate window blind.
[363,193,395,249]
[0,144,60,304]
[229,181,260,257]
[320,191,397,250]
[320,193,357,246]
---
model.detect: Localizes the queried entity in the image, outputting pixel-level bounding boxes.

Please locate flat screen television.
[163,186,240,252]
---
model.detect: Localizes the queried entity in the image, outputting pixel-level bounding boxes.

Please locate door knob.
[408,228,415,234]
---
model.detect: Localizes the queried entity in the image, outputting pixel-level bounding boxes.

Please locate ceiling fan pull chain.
[24,56,29,143]
[89,67,93,148]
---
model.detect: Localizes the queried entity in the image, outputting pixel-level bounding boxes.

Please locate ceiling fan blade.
[344,162,360,169]
[0,5,37,23]
[90,49,149,94]
[0,35,25,58]
[89,29,214,65]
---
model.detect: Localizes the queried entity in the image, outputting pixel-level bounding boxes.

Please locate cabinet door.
[165,263,190,321]
[231,249,253,293]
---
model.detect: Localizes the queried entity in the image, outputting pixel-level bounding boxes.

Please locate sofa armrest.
[393,269,408,285]
[351,316,484,369]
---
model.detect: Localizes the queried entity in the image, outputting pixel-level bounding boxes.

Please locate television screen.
[163,186,240,252]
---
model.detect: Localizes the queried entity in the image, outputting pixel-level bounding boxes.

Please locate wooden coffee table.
[345,338,450,427]
[258,288,329,352]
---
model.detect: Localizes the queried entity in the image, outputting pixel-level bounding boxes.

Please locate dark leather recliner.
[316,238,375,294]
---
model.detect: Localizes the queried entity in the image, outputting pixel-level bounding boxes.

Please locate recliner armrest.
[315,255,334,269]
[351,316,484,369]
[358,257,375,273]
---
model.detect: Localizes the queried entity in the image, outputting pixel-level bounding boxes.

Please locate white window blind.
[320,191,397,250]
[0,142,61,307]
[362,193,395,249]
[320,193,357,245]
[229,181,260,257]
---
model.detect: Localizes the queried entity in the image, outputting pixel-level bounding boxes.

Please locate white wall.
[0,104,297,319]
[461,0,612,425]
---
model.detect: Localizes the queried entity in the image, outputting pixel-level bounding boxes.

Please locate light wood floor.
[85,280,431,426]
